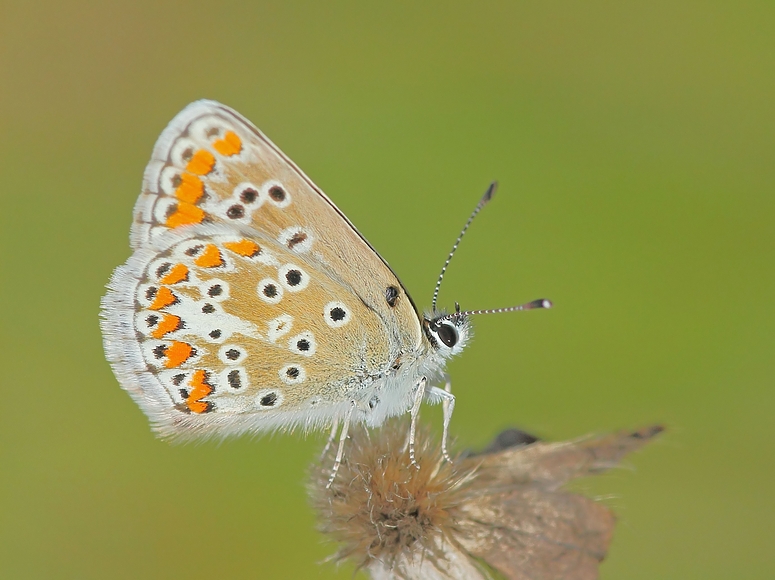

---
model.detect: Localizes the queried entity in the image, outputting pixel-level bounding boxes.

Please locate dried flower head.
[309,420,662,580]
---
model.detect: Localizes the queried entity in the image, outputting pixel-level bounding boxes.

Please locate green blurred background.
[2,1,773,578]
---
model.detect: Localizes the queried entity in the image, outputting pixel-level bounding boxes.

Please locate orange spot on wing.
[149,287,176,310]
[212,130,242,156]
[186,369,214,413]
[151,313,182,338]
[166,202,205,228]
[165,341,194,368]
[175,173,204,204]
[223,239,260,257]
[194,244,223,268]
[186,149,215,175]
[160,263,189,285]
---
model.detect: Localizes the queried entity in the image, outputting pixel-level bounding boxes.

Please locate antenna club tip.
[528,298,553,309]
[483,181,498,202]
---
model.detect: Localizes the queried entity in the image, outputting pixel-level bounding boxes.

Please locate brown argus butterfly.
[100,101,551,482]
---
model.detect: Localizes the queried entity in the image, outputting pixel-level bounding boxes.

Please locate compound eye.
[437,322,458,348]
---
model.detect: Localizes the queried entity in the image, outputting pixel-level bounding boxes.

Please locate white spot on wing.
[256,389,284,409]
[219,367,248,392]
[232,182,263,209]
[169,137,200,167]
[218,344,247,365]
[159,166,182,195]
[188,116,228,144]
[279,364,306,385]
[267,314,293,343]
[324,301,351,328]
[278,226,313,253]
[278,264,309,292]
[213,199,251,224]
[199,279,230,302]
[257,278,283,304]
[152,197,178,224]
[288,331,316,356]
[262,179,291,208]
[173,240,206,260]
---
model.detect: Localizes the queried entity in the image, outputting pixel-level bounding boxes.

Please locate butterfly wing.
[102,101,423,439]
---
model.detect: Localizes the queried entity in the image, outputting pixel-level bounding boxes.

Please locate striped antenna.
[431,181,497,312]
[455,298,553,318]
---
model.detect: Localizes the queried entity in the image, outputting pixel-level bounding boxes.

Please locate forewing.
[132,100,421,351]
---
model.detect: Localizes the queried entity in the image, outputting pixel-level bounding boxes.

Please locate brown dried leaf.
[465,425,664,491]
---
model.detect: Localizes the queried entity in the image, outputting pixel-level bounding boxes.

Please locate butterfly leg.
[408,377,428,469]
[427,375,455,463]
[320,418,340,460]
[326,402,355,489]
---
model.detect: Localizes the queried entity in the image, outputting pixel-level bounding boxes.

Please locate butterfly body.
[101,101,471,442]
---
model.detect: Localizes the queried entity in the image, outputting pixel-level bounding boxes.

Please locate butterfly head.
[423,182,552,361]
[422,305,471,359]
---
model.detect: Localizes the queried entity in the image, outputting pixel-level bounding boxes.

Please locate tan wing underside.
[104,100,424,438]
[118,227,387,432]
[133,100,421,350]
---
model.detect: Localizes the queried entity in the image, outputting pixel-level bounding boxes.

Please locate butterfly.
[100,100,551,482]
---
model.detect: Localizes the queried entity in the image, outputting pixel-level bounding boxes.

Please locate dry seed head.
[309,420,662,580]
[310,421,473,572]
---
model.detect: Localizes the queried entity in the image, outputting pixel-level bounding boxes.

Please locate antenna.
[455,298,553,318]
[431,181,497,312]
